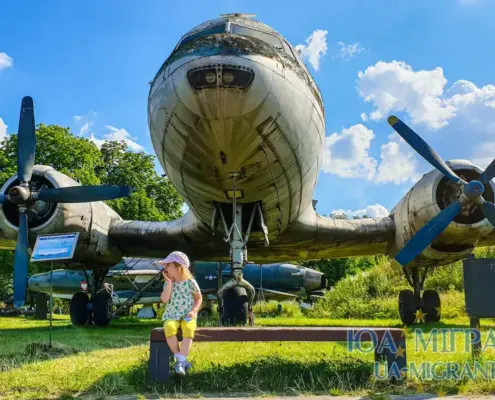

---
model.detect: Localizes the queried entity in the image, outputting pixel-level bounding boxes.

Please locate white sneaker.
[174,361,186,376]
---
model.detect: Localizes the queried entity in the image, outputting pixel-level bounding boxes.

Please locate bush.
[304,248,495,320]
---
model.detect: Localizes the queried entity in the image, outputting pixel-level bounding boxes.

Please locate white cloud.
[104,125,144,152]
[0,53,13,70]
[357,60,456,129]
[295,29,328,71]
[322,124,377,180]
[374,140,421,185]
[331,204,390,219]
[356,60,495,183]
[334,41,365,61]
[79,121,92,136]
[89,134,106,149]
[0,118,7,142]
[73,115,83,121]
[472,141,495,170]
[90,125,144,152]
[181,203,189,214]
[360,113,368,122]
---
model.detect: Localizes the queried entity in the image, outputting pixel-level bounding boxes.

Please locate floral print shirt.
[162,278,200,320]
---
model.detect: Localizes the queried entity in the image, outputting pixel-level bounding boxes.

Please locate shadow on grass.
[0,321,156,373]
[0,341,80,374]
[81,354,390,398]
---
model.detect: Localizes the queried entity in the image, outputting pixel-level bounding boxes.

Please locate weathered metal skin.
[148,15,325,240]
[388,160,495,268]
[0,166,123,269]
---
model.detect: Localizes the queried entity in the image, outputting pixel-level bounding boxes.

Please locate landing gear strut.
[215,173,267,326]
[398,266,441,325]
[69,268,113,327]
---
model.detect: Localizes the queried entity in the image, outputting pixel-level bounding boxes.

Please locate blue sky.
[1,0,495,218]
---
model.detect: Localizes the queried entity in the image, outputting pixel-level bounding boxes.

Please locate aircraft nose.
[302,269,327,292]
[164,59,273,120]
[28,273,49,292]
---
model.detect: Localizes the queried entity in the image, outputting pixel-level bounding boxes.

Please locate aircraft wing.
[108,206,396,263]
[108,211,231,261]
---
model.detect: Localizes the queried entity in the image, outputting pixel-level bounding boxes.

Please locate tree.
[98,141,183,221]
[300,256,381,288]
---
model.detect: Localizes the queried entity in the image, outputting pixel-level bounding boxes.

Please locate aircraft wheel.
[398,289,417,325]
[422,289,441,323]
[70,292,89,326]
[221,286,248,326]
[93,292,113,327]
[199,306,213,318]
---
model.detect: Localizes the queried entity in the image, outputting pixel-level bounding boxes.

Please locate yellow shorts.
[164,318,197,338]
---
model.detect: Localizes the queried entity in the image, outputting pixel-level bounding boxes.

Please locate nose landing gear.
[214,173,268,326]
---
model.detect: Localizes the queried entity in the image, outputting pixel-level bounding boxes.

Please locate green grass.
[3,315,495,398]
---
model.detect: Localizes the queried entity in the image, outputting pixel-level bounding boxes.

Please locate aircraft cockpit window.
[179,23,227,47]
[230,24,283,50]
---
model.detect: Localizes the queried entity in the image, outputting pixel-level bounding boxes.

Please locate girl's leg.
[164,320,181,354]
[166,335,180,354]
[179,318,197,360]
[179,338,193,357]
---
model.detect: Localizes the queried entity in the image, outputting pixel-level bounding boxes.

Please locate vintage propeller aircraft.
[2,13,495,327]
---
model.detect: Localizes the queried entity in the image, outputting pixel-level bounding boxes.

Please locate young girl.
[159,251,202,376]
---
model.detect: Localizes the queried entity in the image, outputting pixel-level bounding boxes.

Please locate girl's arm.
[161,272,173,304]
[188,280,203,317]
[191,291,203,314]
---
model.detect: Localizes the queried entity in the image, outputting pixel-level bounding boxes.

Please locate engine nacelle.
[0,165,123,269]
[389,159,495,268]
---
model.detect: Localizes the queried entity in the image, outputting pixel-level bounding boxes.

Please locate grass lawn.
[2,314,495,399]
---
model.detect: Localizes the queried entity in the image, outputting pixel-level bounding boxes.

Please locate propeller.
[4,96,132,308]
[388,115,495,269]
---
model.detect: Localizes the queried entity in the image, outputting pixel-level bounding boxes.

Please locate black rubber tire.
[221,286,248,326]
[93,292,113,327]
[422,289,441,323]
[398,289,417,325]
[70,292,89,326]
[199,306,213,318]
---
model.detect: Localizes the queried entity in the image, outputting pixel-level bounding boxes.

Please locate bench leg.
[149,340,171,383]
[385,339,407,382]
[470,317,481,358]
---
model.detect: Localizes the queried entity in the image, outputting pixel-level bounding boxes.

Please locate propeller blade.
[480,159,495,183]
[388,116,464,185]
[37,185,132,203]
[13,211,29,308]
[17,96,36,184]
[391,201,462,269]
[480,201,495,227]
[0,194,8,204]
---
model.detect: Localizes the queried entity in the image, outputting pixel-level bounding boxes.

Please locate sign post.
[30,233,80,348]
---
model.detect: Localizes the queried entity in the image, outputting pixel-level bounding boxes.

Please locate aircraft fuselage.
[148,15,325,238]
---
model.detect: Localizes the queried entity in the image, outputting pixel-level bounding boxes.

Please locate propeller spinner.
[3,96,132,308]
[388,116,495,269]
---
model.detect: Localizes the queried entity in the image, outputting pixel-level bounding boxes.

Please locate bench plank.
[150,327,404,342]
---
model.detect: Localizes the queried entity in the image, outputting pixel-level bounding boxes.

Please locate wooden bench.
[148,327,407,382]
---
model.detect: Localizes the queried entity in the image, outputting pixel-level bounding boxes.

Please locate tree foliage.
[301,256,383,288]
